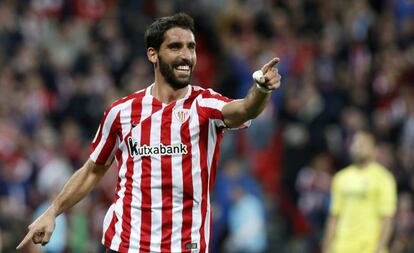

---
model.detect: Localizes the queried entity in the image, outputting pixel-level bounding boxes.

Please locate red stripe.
[201,89,232,102]
[160,103,176,251]
[103,149,124,247]
[198,107,222,120]
[180,94,196,251]
[104,214,118,247]
[90,112,106,153]
[196,103,209,253]
[139,98,162,253]
[118,93,145,251]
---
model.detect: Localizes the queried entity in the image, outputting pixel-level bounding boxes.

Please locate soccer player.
[17,13,281,253]
[322,130,397,253]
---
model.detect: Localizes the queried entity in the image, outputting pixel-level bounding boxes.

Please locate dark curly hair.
[144,13,195,51]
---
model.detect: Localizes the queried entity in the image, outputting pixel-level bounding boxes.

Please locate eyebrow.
[167,41,196,48]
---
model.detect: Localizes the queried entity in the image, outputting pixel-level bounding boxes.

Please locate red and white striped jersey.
[90,84,249,253]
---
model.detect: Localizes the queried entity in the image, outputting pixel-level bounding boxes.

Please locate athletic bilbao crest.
[174,109,189,123]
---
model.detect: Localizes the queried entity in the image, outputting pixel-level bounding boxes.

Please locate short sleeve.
[198,88,251,129]
[377,172,397,217]
[89,106,120,166]
[330,174,343,216]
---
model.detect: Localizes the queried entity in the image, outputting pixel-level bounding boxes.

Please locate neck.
[354,159,372,169]
[152,71,188,104]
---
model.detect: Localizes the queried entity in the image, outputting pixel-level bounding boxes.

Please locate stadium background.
[0,0,414,252]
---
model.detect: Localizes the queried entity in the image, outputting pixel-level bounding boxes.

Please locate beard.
[158,55,193,89]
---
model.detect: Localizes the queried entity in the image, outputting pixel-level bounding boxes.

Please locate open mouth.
[174,64,191,75]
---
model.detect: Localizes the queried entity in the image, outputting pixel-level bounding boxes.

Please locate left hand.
[257,57,282,90]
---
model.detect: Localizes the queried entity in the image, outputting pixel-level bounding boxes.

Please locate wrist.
[255,82,272,94]
[47,203,60,217]
[252,70,272,94]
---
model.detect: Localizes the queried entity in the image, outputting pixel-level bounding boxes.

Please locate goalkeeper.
[322,130,397,253]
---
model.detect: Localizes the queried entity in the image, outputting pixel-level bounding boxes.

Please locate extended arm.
[322,215,338,253]
[374,216,394,253]
[222,57,281,128]
[17,159,110,249]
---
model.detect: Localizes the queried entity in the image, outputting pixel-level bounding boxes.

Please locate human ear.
[147,47,157,64]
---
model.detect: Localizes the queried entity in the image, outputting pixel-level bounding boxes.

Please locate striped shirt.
[90,84,249,253]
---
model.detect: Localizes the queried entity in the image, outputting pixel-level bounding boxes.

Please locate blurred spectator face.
[152,27,197,89]
[350,131,376,163]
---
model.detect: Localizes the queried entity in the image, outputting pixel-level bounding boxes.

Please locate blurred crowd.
[0,0,414,253]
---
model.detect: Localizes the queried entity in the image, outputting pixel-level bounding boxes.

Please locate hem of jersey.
[103,242,198,253]
[103,241,118,252]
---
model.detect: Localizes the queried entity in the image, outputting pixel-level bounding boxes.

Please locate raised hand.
[254,57,281,91]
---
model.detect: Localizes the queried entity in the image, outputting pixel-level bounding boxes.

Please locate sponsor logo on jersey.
[128,137,188,157]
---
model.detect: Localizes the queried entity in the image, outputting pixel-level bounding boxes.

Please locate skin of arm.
[322,215,338,253]
[374,217,394,253]
[16,159,110,249]
[222,57,281,128]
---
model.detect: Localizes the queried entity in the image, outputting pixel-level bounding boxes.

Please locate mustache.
[171,59,193,68]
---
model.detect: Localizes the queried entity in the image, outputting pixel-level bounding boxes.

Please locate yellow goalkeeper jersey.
[330,162,397,253]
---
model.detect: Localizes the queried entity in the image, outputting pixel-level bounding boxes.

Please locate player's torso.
[334,166,383,247]
[115,91,212,203]
[340,168,381,216]
[105,88,222,252]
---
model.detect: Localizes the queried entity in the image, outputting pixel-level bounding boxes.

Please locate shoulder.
[370,162,395,182]
[105,88,147,114]
[334,165,354,179]
[191,85,231,102]
[332,166,356,187]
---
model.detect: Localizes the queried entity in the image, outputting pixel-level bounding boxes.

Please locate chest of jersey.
[342,173,372,200]
[119,97,210,161]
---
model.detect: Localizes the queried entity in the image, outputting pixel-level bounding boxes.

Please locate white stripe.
[204,121,217,250]
[110,154,128,250]
[170,102,184,252]
[189,102,202,249]
[149,101,163,252]
[204,204,211,253]
[197,98,227,111]
[102,203,115,245]
[206,122,217,174]
[107,101,132,250]
[90,104,121,164]
[129,94,154,250]
[128,154,143,251]
[192,85,205,92]
[129,96,152,250]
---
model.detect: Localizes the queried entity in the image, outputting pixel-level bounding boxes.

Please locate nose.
[180,47,192,61]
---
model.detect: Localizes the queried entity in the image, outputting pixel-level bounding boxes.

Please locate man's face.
[156,27,196,89]
[350,132,375,163]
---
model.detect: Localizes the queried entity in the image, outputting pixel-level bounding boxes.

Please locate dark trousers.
[105,248,119,253]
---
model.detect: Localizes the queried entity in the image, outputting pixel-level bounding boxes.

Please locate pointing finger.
[16,230,35,250]
[261,57,280,74]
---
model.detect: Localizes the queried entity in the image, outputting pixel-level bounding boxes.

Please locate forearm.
[244,84,272,118]
[223,84,271,128]
[322,216,338,253]
[375,217,393,253]
[48,159,108,217]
